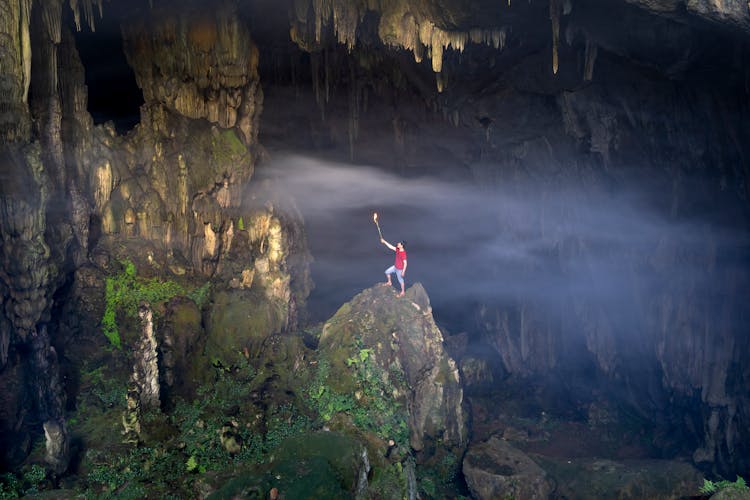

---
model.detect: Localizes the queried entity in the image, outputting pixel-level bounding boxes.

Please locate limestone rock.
[463,435,553,500]
[0,0,32,142]
[157,296,207,402]
[205,288,288,367]
[131,302,160,410]
[319,283,467,459]
[533,455,704,499]
[43,419,69,475]
[122,3,260,135]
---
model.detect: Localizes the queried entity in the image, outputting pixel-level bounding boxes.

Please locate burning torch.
[373,212,383,239]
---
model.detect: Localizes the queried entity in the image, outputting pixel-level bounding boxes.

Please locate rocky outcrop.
[463,436,553,500]
[319,283,467,460]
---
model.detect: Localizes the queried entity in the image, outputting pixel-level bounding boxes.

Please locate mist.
[253,154,750,336]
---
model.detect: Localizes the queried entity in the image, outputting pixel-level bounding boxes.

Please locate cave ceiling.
[66,0,749,95]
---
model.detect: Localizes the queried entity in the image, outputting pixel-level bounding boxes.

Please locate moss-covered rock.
[205,431,365,500]
[159,296,210,402]
[316,283,468,463]
[205,288,288,367]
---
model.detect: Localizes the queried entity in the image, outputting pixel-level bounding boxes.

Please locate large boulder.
[318,283,467,461]
[204,288,288,367]
[463,435,553,500]
[532,455,704,499]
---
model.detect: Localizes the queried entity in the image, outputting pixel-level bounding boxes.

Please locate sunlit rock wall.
[0,0,32,142]
[79,3,261,274]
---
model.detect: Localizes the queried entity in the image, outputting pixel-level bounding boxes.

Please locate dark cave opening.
[73,14,143,134]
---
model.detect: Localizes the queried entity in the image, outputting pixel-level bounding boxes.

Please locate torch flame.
[373,212,378,222]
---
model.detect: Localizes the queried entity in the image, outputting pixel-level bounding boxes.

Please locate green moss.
[205,289,287,367]
[102,260,180,348]
[307,344,409,447]
[212,129,248,166]
[101,260,207,348]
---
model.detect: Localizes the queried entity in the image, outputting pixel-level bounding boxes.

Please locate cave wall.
[0,0,313,473]
[0,0,748,480]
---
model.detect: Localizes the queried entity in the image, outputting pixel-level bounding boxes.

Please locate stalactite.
[310,51,325,119]
[21,0,32,103]
[41,0,62,44]
[324,48,330,103]
[348,61,359,160]
[68,0,100,32]
[583,37,597,81]
[332,1,361,50]
[550,0,562,74]
[69,0,81,31]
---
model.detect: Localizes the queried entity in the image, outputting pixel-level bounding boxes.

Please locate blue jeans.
[385,266,404,286]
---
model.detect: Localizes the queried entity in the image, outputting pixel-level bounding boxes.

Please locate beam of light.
[252,154,750,337]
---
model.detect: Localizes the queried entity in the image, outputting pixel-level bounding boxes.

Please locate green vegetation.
[212,129,248,165]
[102,259,208,348]
[308,345,409,447]
[188,281,212,309]
[309,359,356,422]
[87,366,127,409]
[0,465,47,498]
[700,475,749,495]
[76,359,315,497]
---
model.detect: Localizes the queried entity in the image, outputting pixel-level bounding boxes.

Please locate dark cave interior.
[1,0,749,497]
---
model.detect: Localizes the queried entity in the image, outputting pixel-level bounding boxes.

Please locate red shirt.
[395,248,407,270]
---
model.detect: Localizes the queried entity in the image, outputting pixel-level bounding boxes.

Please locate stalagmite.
[132,302,160,410]
[43,419,69,474]
[92,161,113,211]
[21,0,32,103]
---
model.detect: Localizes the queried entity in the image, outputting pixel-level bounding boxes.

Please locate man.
[381,238,407,296]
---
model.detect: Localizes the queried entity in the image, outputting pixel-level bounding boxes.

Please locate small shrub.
[700,475,749,495]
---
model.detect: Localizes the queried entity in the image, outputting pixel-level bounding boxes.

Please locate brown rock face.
[123,3,261,143]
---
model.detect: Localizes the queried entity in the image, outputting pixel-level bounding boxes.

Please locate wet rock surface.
[463,435,553,500]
